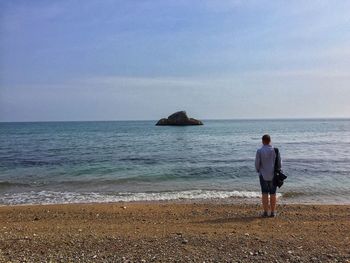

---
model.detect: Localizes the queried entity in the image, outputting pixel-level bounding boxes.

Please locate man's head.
[262,134,271,145]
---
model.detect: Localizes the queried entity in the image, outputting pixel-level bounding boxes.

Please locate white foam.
[0,190,282,205]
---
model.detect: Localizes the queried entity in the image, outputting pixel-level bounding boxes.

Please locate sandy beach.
[0,202,349,262]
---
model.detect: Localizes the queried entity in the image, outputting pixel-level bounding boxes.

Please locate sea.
[0,119,349,205]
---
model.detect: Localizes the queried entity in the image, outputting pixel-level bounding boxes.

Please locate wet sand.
[0,202,349,262]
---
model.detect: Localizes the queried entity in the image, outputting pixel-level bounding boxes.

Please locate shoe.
[269,212,277,217]
[261,211,268,218]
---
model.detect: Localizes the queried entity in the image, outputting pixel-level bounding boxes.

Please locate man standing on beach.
[255,134,282,217]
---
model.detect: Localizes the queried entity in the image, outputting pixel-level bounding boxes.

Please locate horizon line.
[1,117,350,123]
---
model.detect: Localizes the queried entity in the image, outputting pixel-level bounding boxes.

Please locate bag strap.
[274,147,279,172]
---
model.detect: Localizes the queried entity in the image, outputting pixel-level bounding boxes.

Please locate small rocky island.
[156,111,203,126]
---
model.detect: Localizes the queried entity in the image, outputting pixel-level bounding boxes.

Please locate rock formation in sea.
[156,111,203,126]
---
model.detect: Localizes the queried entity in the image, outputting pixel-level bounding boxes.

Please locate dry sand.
[0,202,349,262]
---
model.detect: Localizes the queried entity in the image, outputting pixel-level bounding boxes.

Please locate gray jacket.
[255,144,282,181]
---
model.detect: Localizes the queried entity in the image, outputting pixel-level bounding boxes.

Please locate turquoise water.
[0,119,350,205]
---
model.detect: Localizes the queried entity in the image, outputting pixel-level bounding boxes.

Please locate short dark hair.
[262,134,271,143]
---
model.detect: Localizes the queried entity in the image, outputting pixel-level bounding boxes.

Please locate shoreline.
[0,202,349,262]
[1,195,350,207]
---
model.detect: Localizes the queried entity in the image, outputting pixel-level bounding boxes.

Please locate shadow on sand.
[194,215,263,224]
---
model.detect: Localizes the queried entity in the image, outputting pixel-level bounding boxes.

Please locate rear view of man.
[255,134,282,217]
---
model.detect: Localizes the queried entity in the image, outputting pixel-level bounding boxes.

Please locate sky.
[1,0,350,121]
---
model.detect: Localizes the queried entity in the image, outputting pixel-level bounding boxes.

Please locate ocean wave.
[284,158,350,164]
[0,181,30,189]
[53,168,255,185]
[0,190,279,205]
